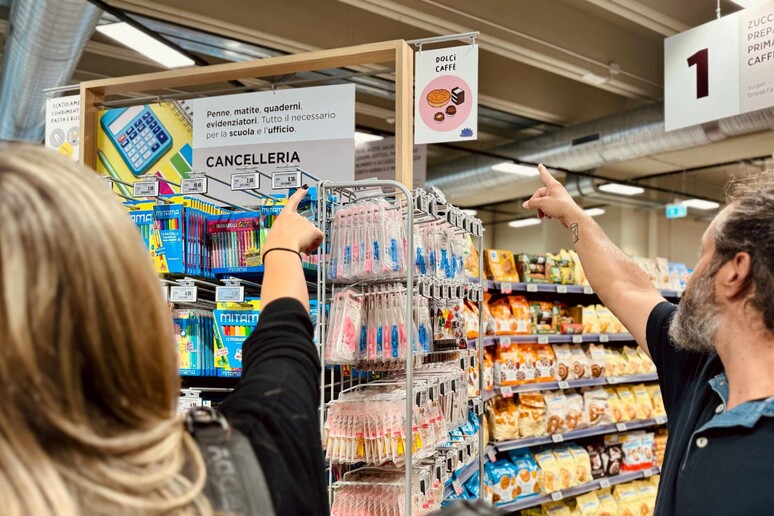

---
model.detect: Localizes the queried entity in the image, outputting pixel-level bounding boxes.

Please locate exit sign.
[666,203,688,219]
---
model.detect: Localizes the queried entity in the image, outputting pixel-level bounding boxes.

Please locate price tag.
[500,386,514,398]
[216,286,245,303]
[181,176,208,195]
[500,282,512,294]
[487,448,497,463]
[102,176,114,189]
[616,423,627,432]
[442,284,450,299]
[599,479,611,489]
[162,286,169,301]
[655,416,668,425]
[600,334,610,343]
[558,381,570,390]
[583,286,594,295]
[499,336,511,347]
[538,336,549,344]
[169,286,198,303]
[526,283,538,293]
[231,172,259,191]
[433,284,441,299]
[643,468,655,478]
[557,285,568,294]
[133,180,159,197]
[271,170,302,189]
[677,290,683,298]
[452,479,463,496]
[551,491,564,502]
[177,396,202,414]
[551,434,565,443]
[572,335,583,344]
[608,376,620,385]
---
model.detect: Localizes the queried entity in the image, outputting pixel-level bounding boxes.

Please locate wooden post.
[394,41,414,188]
[79,85,103,169]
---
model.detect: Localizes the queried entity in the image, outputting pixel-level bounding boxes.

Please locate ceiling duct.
[0,0,101,141]
[428,102,774,198]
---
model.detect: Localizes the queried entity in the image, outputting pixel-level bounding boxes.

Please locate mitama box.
[213,298,261,377]
[152,202,185,274]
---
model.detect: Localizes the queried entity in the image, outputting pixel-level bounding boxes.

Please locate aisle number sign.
[665,1,774,131]
[414,44,478,144]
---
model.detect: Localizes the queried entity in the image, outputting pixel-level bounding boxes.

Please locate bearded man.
[523,165,774,515]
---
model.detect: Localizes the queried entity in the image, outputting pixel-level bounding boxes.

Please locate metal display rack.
[318,179,485,515]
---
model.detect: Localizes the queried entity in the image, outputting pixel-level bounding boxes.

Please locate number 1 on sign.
[687,48,709,99]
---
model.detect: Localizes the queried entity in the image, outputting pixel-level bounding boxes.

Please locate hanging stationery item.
[212,298,261,377]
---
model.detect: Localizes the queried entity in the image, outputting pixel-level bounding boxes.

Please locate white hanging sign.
[665,1,774,131]
[45,95,80,161]
[414,44,478,144]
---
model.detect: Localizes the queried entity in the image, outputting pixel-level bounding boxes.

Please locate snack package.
[596,305,623,334]
[533,450,560,493]
[568,443,593,484]
[558,249,576,285]
[569,344,592,379]
[596,488,619,516]
[484,249,520,283]
[464,235,480,279]
[488,397,520,442]
[546,252,566,284]
[583,387,612,427]
[575,491,601,516]
[555,302,583,334]
[654,429,668,466]
[543,391,568,434]
[564,390,587,431]
[495,343,537,386]
[509,296,532,335]
[645,384,667,418]
[581,305,601,334]
[634,257,660,288]
[615,432,646,472]
[464,301,480,340]
[507,449,541,499]
[483,349,495,392]
[568,250,587,286]
[613,482,641,516]
[530,302,558,334]
[485,459,519,505]
[588,344,607,378]
[636,481,658,516]
[483,293,497,335]
[516,254,549,283]
[622,346,644,375]
[585,442,605,478]
[631,384,655,420]
[542,501,572,516]
[519,392,547,438]
[601,436,623,476]
[554,448,577,489]
[534,344,557,382]
[605,387,625,423]
[668,262,690,291]
[553,344,573,381]
[655,257,672,290]
[615,387,638,421]
[638,348,657,374]
[490,297,517,335]
[605,348,627,377]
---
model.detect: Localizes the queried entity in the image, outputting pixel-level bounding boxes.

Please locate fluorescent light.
[461,209,478,216]
[97,22,194,68]
[581,72,609,85]
[680,198,720,211]
[508,218,542,228]
[730,0,768,8]
[584,207,606,217]
[492,162,539,176]
[354,131,384,143]
[598,183,645,196]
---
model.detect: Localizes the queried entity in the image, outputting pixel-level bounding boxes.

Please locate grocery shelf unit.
[318,179,485,514]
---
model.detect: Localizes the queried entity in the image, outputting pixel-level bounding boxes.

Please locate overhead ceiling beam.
[586,0,689,37]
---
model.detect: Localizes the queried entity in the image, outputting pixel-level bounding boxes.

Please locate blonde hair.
[0,144,210,514]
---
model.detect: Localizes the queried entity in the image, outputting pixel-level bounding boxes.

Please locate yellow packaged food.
[596,305,622,333]
[638,347,657,374]
[645,384,667,418]
[588,343,607,378]
[582,305,600,334]
[575,491,601,516]
[583,386,611,427]
[554,448,577,490]
[613,483,640,516]
[636,481,657,516]
[622,346,644,375]
[568,443,593,484]
[543,500,572,516]
[606,348,627,377]
[488,397,520,442]
[615,387,638,421]
[519,392,547,438]
[596,488,619,516]
[631,384,655,420]
[565,391,587,431]
[484,249,520,282]
[568,250,587,285]
[605,387,625,423]
[534,449,560,494]
[544,391,569,435]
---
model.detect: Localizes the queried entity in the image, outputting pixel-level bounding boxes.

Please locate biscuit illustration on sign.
[426,88,451,108]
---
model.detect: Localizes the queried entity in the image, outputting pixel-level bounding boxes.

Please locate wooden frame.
[79,39,414,186]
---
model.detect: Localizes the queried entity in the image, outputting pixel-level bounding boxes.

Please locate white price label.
[538,336,549,345]
[170,286,198,303]
[231,172,259,191]
[551,434,565,443]
[162,286,169,301]
[656,416,668,425]
[677,290,683,298]
[216,286,245,303]
[572,335,583,344]
[557,381,570,390]
[600,334,610,343]
[599,479,611,489]
[452,479,463,496]
[500,386,514,398]
[272,170,302,189]
[181,177,208,194]
[500,282,512,294]
[608,376,620,385]
[133,180,159,197]
[557,285,568,294]
[102,176,113,189]
[526,283,538,292]
[177,396,202,414]
[499,336,511,347]
[583,286,594,295]
[616,423,627,432]
[487,448,497,463]
[643,468,655,478]
[551,491,564,502]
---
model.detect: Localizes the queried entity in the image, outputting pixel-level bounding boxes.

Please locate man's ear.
[716,252,752,300]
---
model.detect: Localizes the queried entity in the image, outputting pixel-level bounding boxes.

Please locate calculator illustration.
[100,105,173,176]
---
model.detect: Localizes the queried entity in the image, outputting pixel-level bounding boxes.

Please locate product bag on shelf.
[615,386,638,421]
[564,390,587,431]
[488,396,521,442]
[485,459,520,506]
[554,447,578,490]
[569,344,592,379]
[530,301,558,334]
[542,500,572,515]
[631,384,655,419]
[508,296,532,335]
[519,392,547,438]
[533,449,560,494]
[515,254,549,283]
[582,386,612,427]
[645,384,667,418]
[544,390,569,435]
[507,449,541,500]
[575,491,602,516]
[587,343,607,378]
[484,249,520,283]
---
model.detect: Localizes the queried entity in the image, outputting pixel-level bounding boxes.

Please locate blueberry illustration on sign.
[460,128,474,137]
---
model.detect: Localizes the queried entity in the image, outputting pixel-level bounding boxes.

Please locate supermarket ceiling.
[3,0,773,207]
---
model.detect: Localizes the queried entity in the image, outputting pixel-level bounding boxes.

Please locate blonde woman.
[0,144,326,515]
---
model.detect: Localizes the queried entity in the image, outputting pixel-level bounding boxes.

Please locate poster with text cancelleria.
[414,44,478,145]
[190,84,355,204]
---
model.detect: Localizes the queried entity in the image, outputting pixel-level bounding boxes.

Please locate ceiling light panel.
[598,183,645,196]
[97,22,194,68]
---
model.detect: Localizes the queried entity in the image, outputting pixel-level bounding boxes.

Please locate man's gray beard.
[668,267,721,353]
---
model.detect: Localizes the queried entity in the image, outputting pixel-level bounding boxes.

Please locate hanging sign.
[414,44,478,144]
[665,1,774,131]
[45,95,80,161]
[665,203,688,219]
[355,136,427,187]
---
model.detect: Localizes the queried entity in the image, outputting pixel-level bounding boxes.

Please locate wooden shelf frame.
[78,39,414,185]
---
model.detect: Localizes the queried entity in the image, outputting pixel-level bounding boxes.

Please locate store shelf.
[474,333,634,347]
[483,280,683,299]
[493,417,668,452]
[444,459,480,499]
[498,466,662,512]
[482,373,658,401]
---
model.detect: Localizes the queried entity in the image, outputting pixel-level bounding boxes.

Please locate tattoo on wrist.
[570,223,580,244]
